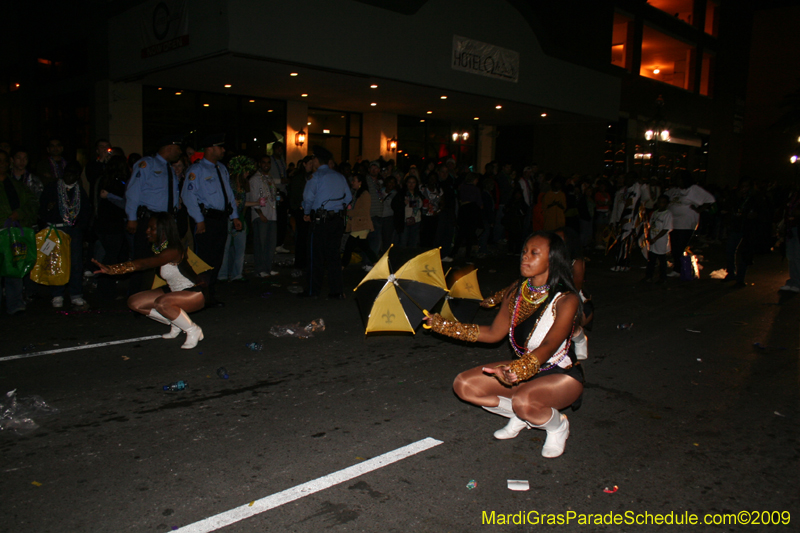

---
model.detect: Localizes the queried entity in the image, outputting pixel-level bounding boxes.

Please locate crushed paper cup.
[507,479,529,491]
[466,480,477,490]
[603,485,618,493]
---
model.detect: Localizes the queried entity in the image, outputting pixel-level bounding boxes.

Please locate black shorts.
[536,362,584,383]
[161,285,204,294]
[534,363,584,411]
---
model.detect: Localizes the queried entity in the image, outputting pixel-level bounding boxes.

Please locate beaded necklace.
[151,240,168,255]
[57,181,80,226]
[508,280,573,371]
[508,279,549,357]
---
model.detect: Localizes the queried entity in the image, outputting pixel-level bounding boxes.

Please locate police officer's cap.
[157,135,185,148]
[200,133,226,148]
[311,145,333,162]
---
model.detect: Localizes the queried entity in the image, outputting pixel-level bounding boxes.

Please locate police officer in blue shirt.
[182,134,241,306]
[125,135,183,293]
[301,145,352,299]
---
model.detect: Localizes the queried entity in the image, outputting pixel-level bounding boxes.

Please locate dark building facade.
[0,1,766,184]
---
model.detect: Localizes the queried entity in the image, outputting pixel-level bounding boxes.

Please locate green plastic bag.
[0,226,37,278]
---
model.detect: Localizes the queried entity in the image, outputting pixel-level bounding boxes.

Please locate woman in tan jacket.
[341,174,379,271]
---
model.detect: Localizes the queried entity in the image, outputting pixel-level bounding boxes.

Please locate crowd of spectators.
[2,136,799,317]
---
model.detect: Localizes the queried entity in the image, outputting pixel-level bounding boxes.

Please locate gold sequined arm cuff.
[507,354,541,382]
[482,289,506,307]
[429,313,480,343]
[107,261,136,275]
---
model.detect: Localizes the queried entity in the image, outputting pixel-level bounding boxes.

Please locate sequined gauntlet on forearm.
[107,261,136,275]
[506,355,541,382]
[429,313,480,342]
[482,289,506,307]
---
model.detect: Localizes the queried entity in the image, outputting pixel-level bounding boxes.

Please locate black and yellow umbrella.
[441,266,484,323]
[354,247,447,335]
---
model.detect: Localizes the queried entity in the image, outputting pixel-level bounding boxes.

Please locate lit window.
[640,25,695,91]
[699,51,714,96]
[611,12,633,70]
[704,0,719,36]
[648,0,694,26]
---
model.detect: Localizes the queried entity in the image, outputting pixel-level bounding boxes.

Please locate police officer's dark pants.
[194,217,228,300]
[129,219,155,295]
[308,215,345,296]
[669,229,694,273]
[292,209,309,270]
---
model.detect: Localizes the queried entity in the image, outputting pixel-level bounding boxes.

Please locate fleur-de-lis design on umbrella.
[422,264,436,277]
[382,310,395,324]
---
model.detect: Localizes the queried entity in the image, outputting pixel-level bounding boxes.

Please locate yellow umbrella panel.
[355,247,448,335]
[441,268,484,322]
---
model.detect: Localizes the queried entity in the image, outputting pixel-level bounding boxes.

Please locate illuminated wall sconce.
[387,137,398,152]
[461,132,469,141]
[452,131,471,142]
[295,129,306,147]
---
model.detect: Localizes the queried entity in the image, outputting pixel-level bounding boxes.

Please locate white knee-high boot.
[531,408,570,458]
[572,328,588,360]
[147,309,182,339]
[482,396,530,440]
[171,310,204,349]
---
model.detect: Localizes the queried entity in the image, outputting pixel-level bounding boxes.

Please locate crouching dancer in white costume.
[424,231,584,458]
[93,213,206,349]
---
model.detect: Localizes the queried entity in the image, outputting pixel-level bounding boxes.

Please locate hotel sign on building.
[451,35,519,83]
[141,0,190,59]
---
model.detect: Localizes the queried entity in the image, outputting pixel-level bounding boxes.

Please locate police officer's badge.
[188,173,196,181]
[139,161,147,168]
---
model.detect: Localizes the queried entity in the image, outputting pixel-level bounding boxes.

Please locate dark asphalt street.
[1,243,797,532]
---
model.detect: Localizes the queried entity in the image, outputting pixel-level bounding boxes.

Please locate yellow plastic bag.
[30,226,71,286]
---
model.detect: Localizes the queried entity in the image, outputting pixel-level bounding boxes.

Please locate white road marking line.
[1,335,162,362]
[174,437,444,533]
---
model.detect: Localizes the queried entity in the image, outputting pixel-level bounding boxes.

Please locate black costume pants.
[308,215,345,296]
